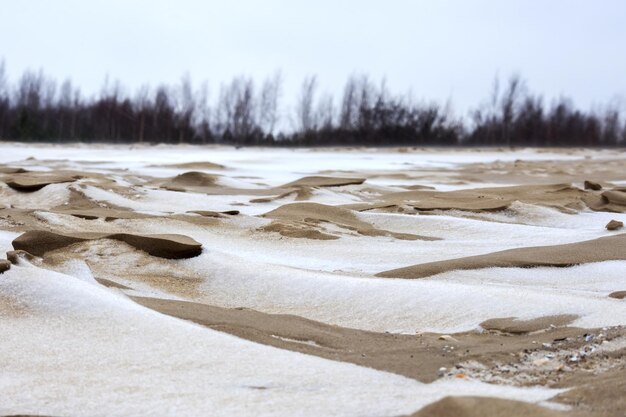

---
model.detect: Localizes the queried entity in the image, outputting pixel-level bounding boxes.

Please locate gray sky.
[1,0,625,116]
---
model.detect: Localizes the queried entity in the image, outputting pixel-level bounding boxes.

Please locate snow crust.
[0,264,561,417]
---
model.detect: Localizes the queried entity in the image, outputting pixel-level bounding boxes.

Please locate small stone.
[0,259,10,274]
[609,291,626,299]
[584,180,602,190]
[606,220,623,231]
[438,335,458,342]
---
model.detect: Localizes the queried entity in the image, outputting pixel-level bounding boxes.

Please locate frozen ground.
[0,143,625,416]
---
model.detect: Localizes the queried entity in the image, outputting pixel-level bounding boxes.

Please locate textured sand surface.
[1,144,625,417]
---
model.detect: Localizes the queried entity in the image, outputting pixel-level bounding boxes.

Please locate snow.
[1,143,625,415]
[0,263,562,417]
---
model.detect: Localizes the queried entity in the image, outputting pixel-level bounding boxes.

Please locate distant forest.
[0,60,624,147]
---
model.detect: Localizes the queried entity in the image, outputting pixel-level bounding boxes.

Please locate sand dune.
[4,173,79,192]
[12,230,202,259]
[159,171,221,191]
[263,202,438,240]
[382,184,586,213]
[377,233,626,278]
[1,144,625,417]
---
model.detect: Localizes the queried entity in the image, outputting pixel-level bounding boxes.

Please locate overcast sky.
[1,0,625,116]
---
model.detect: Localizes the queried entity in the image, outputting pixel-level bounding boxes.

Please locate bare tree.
[340,75,358,129]
[295,75,317,132]
[176,74,195,143]
[258,70,282,135]
[195,81,211,143]
[133,84,151,143]
[500,74,525,146]
[316,92,334,130]
[0,59,8,138]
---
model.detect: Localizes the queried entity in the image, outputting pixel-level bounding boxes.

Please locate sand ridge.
[262,202,439,240]
[12,230,203,259]
[377,233,626,278]
[381,184,588,213]
[2,145,626,417]
[3,172,80,192]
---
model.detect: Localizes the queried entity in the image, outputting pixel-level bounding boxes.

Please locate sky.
[1,0,625,116]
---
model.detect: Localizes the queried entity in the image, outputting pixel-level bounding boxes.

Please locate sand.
[1,144,626,417]
[377,234,626,278]
[3,173,79,191]
[382,184,588,213]
[131,296,589,383]
[189,209,240,218]
[149,161,226,170]
[262,202,439,240]
[12,230,202,259]
[608,291,626,299]
[407,396,567,417]
[282,175,366,187]
[159,171,221,191]
[479,315,578,334]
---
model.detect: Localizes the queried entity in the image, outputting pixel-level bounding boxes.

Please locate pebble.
[606,219,624,231]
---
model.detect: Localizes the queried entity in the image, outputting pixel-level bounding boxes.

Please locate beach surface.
[1,143,625,417]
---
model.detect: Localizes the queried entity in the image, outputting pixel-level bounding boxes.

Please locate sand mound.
[408,396,565,417]
[555,367,626,417]
[377,234,626,278]
[282,176,366,188]
[12,230,202,259]
[6,250,36,265]
[584,188,626,213]
[602,189,626,205]
[260,221,339,240]
[480,315,578,334]
[608,291,626,300]
[62,208,154,221]
[4,173,79,192]
[382,184,586,213]
[263,202,437,241]
[151,161,225,170]
[189,210,240,218]
[250,187,314,203]
[160,171,220,191]
[0,166,28,174]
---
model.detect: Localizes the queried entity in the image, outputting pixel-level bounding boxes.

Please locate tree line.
[0,60,624,146]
